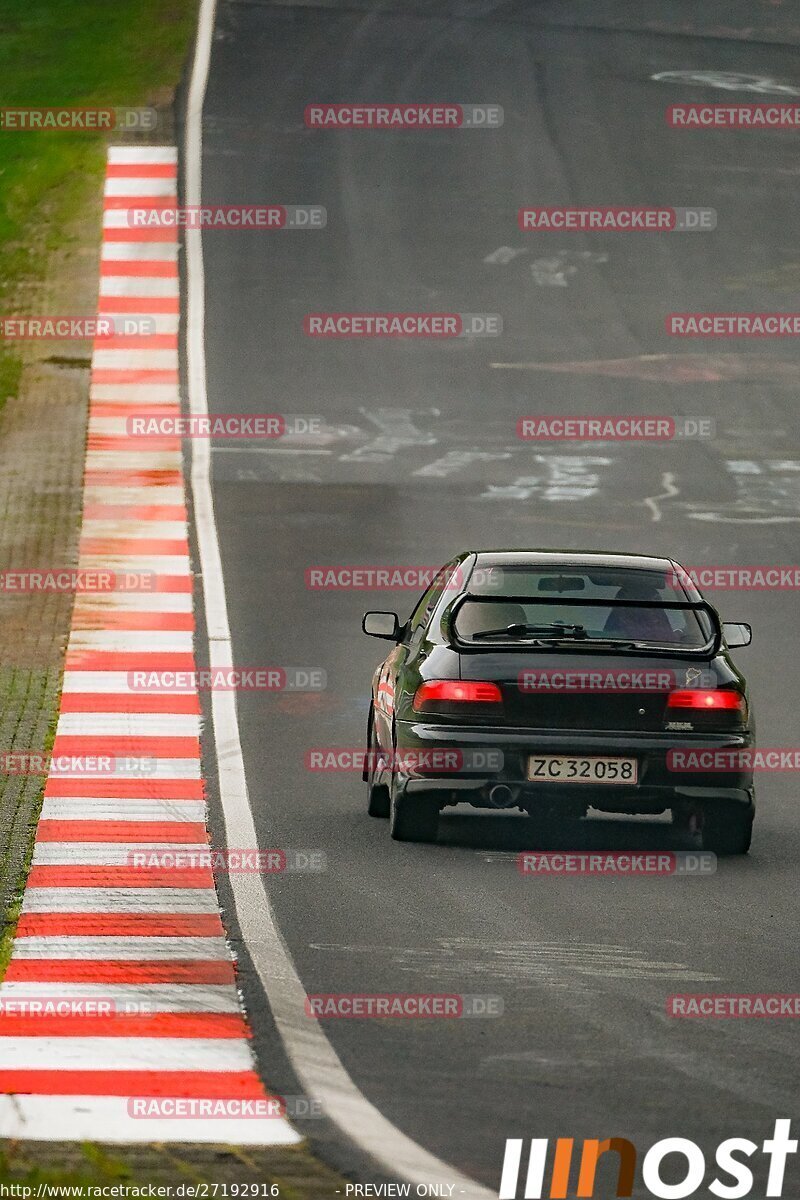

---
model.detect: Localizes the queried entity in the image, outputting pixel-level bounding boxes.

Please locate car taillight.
[413,680,503,712]
[667,689,746,712]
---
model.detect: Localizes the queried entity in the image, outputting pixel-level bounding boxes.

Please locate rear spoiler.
[446,592,722,656]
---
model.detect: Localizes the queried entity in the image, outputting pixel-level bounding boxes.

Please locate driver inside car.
[602,583,679,641]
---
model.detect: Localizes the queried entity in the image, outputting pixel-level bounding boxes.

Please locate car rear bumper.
[392,719,755,812]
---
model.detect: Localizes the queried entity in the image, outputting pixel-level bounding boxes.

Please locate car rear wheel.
[701,806,753,856]
[389,783,439,843]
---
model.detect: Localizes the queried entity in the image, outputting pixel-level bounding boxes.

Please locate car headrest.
[456,602,528,637]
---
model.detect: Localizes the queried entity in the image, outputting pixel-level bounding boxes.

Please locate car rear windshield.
[453,566,713,649]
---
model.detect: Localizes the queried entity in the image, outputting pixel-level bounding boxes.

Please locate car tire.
[389,784,439,843]
[366,720,390,818]
[368,778,390,818]
[701,806,754,856]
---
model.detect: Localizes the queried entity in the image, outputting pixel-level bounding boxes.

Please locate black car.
[362,550,755,853]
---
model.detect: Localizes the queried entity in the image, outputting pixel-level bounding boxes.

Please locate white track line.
[185,0,493,1191]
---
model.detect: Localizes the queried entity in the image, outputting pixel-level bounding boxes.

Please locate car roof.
[468,550,677,572]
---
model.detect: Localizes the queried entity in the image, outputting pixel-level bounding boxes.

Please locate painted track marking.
[0,145,298,1147]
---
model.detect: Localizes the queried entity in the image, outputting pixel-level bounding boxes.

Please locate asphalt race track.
[193,1,800,1190]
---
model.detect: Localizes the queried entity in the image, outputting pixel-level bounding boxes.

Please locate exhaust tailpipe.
[488,784,518,809]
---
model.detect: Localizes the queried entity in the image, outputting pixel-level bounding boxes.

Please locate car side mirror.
[722,622,752,648]
[362,611,402,641]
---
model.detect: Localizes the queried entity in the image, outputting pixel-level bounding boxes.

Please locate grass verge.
[0,0,197,406]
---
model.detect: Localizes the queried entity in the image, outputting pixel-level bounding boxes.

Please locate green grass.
[0,0,197,403]
[0,1142,133,1187]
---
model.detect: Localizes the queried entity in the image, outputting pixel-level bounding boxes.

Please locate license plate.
[527,755,638,784]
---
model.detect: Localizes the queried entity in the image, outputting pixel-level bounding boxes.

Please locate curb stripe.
[106,166,178,178]
[36,822,209,843]
[0,1015,248,1038]
[0,146,298,1145]
[15,915,224,937]
[71,613,196,632]
[5,962,235,984]
[43,779,204,798]
[108,147,177,163]
[61,695,202,715]
[51,737,199,756]
[99,297,180,313]
[56,714,201,734]
[101,262,179,277]
[26,868,215,888]
[12,937,231,959]
[21,888,222,914]
[0,1072,267,1097]
[82,505,187,519]
[64,651,196,670]
[31,847,210,867]
[79,538,190,555]
[39,801,207,820]
[0,982,238,1009]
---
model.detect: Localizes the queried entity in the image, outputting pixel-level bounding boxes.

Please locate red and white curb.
[0,146,300,1145]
